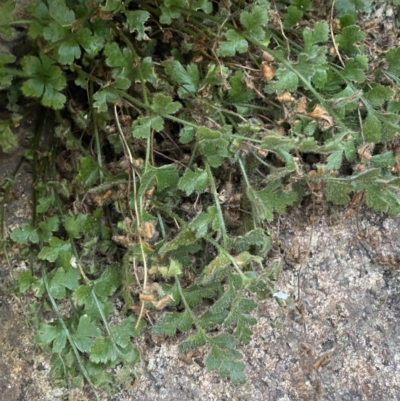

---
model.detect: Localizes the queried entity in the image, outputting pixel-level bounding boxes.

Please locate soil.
[1,1,400,401]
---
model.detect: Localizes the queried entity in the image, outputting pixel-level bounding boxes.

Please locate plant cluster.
[1,0,400,396]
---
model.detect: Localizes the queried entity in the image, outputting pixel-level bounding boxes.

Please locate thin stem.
[41,266,100,401]
[89,80,104,182]
[205,162,228,246]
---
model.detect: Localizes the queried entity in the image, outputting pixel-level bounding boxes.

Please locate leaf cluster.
[2,0,400,393]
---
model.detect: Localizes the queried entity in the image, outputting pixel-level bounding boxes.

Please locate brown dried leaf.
[296,97,308,113]
[277,91,295,103]
[262,62,275,81]
[308,104,328,118]
[357,143,374,160]
[262,51,275,63]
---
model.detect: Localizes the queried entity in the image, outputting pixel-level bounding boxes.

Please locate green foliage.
[3,0,400,394]
[21,53,67,109]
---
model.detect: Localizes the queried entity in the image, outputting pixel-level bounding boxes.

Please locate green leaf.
[292,0,312,11]
[264,67,299,94]
[261,131,297,151]
[21,53,67,109]
[205,344,246,383]
[165,60,199,98]
[58,40,81,64]
[72,315,101,353]
[157,259,182,278]
[193,0,212,13]
[101,0,122,12]
[350,168,381,183]
[76,29,104,58]
[189,206,218,238]
[209,287,234,314]
[325,180,352,205]
[43,21,67,43]
[179,126,195,144]
[228,228,270,255]
[183,283,220,307]
[65,214,88,239]
[49,266,81,299]
[204,64,230,86]
[303,22,329,48]
[132,115,164,138]
[154,163,180,191]
[125,10,150,40]
[10,223,36,244]
[335,25,365,55]
[196,127,232,167]
[386,48,400,75]
[341,56,368,83]
[217,29,248,57]
[159,229,197,255]
[197,252,231,285]
[38,237,71,263]
[246,181,297,222]
[283,6,303,28]
[370,151,395,168]
[94,267,121,297]
[48,0,75,25]
[0,52,15,88]
[76,157,100,187]
[363,85,393,108]
[110,316,144,348]
[223,298,257,344]
[198,310,228,330]
[104,42,132,68]
[151,93,181,115]
[0,121,18,152]
[37,196,53,214]
[178,331,207,352]
[211,333,239,349]
[363,113,381,142]
[90,337,118,364]
[334,0,371,17]
[139,164,179,194]
[35,322,67,354]
[93,78,130,112]
[240,5,268,41]
[326,150,343,170]
[228,71,255,104]
[364,183,400,214]
[152,310,192,336]
[73,284,93,305]
[178,167,209,195]
[18,270,35,293]
[159,0,187,24]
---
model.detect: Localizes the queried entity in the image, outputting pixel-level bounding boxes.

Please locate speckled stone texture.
[117,209,400,401]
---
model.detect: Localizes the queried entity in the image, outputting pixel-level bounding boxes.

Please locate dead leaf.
[296,97,308,113]
[308,104,328,118]
[262,51,275,63]
[262,62,275,81]
[277,91,295,103]
[357,143,374,160]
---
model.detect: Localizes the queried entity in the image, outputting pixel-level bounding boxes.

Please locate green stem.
[205,235,249,282]
[113,26,150,107]
[89,80,104,182]
[41,266,101,400]
[205,162,227,246]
